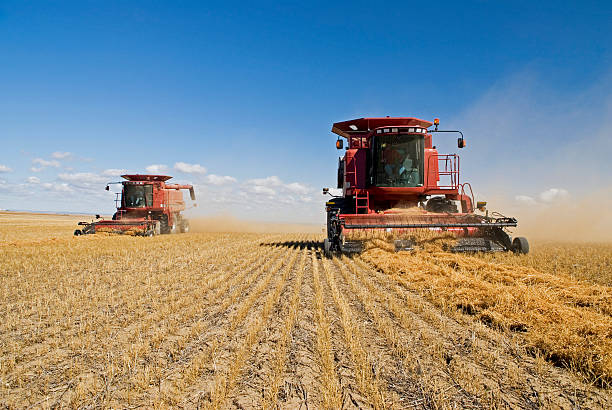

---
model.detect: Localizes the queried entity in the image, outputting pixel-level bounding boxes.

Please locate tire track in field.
[320,255,388,409]
[281,243,324,409]
[352,256,612,409]
[311,249,343,409]
[227,246,308,409]
[197,240,302,409]
[145,236,305,407]
[245,241,324,409]
[260,247,307,408]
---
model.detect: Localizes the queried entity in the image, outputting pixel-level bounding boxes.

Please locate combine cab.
[75,174,196,236]
[323,117,529,256]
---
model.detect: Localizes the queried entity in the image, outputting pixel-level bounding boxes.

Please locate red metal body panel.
[122,174,172,182]
[325,117,524,254]
[333,117,468,212]
[77,174,195,235]
[344,148,367,193]
[331,117,476,230]
[332,117,433,138]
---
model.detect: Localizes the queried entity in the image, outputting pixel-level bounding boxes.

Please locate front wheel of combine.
[512,237,529,254]
[323,238,332,258]
[74,229,82,236]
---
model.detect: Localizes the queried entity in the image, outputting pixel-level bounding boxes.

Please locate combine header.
[74,174,195,236]
[323,117,529,255]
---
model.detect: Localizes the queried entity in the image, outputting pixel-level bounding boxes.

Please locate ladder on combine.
[355,190,370,214]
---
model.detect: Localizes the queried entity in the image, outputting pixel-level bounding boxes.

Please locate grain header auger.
[322,117,529,256]
[74,174,196,236]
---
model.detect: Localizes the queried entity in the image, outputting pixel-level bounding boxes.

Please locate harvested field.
[1,213,611,408]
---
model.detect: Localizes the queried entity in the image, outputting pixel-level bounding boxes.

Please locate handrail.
[426,154,459,189]
[460,182,475,208]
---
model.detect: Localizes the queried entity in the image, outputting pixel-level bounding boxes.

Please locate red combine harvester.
[74,174,195,236]
[323,117,528,256]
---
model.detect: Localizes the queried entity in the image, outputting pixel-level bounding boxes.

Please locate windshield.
[123,184,152,208]
[374,134,424,187]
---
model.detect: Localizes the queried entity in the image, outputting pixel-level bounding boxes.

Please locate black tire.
[159,215,171,234]
[512,237,529,254]
[74,229,82,236]
[323,238,332,258]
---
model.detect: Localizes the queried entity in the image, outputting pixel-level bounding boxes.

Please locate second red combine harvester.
[323,117,528,256]
[74,174,195,236]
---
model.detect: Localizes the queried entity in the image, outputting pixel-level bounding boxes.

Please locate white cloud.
[539,188,569,203]
[177,174,323,223]
[0,164,12,173]
[42,182,73,192]
[174,162,207,175]
[30,167,44,173]
[145,164,169,174]
[26,176,40,184]
[206,174,237,185]
[102,169,128,177]
[515,188,570,207]
[244,176,315,200]
[252,185,276,196]
[32,158,60,168]
[51,151,72,159]
[58,172,108,184]
[248,175,282,187]
[285,182,310,195]
[515,195,537,205]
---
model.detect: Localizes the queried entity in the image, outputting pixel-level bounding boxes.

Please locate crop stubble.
[1,214,611,409]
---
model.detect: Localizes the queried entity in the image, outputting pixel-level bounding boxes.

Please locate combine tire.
[145,221,161,237]
[323,238,332,258]
[160,215,175,234]
[74,229,82,236]
[512,237,529,254]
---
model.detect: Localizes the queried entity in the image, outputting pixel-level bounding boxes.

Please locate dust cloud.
[509,188,612,243]
[189,213,323,234]
[450,71,612,243]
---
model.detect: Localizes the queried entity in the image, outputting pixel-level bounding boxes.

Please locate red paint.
[332,116,477,234]
[77,174,195,235]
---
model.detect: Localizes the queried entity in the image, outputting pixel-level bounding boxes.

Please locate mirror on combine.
[336,139,343,149]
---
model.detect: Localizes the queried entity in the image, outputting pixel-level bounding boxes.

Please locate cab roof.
[121,174,173,182]
[332,117,433,138]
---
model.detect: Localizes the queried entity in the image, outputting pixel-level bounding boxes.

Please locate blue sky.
[1,1,611,223]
